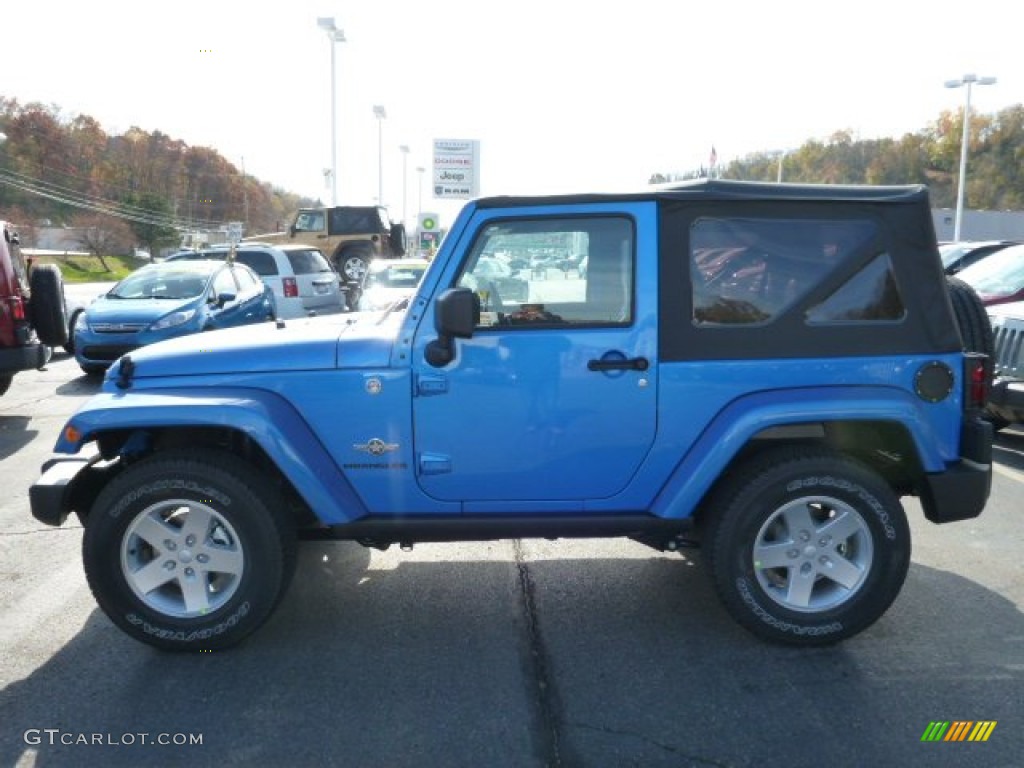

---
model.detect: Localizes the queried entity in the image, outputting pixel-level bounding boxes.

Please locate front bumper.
[29,457,96,526]
[918,413,993,524]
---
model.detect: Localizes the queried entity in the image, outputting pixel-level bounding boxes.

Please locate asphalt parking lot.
[1,353,1022,768]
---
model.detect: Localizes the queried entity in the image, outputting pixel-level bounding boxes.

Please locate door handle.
[587,357,649,372]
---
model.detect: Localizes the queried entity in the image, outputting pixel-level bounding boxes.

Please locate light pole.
[945,73,996,241]
[399,145,410,225]
[416,166,425,219]
[317,17,345,206]
[373,105,386,205]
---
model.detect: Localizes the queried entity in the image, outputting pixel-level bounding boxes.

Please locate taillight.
[963,353,991,409]
[283,277,298,298]
[9,297,27,321]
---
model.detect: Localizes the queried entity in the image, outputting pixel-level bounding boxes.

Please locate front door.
[412,207,658,505]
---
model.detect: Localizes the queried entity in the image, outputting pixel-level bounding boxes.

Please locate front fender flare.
[55,387,367,524]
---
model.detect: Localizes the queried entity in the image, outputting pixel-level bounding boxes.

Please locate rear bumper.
[0,341,51,374]
[919,413,993,524]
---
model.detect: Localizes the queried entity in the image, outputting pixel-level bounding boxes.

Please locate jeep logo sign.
[433,138,480,200]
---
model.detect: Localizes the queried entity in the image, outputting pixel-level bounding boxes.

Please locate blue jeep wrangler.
[30,180,993,650]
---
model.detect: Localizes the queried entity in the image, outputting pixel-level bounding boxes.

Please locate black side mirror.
[216,292,237,308]
[426,287,480,367]
[289,224,297,237]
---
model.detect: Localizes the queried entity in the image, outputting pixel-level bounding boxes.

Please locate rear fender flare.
[651,386,947,520]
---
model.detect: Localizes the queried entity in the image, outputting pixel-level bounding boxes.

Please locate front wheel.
[705,448,910,646]
[82,449,296,651]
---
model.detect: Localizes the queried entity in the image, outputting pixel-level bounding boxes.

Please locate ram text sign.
[433,139,480,200]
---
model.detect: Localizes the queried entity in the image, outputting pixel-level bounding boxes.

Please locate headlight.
[75,313,90,331]
[149,308,197,331]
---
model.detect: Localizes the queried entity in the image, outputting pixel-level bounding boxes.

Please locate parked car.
[73,259,274,374]
[167,243,346,318]
[469,255,529,303]
[956,243,1024,306]
[357,258,429,311]
[32,180,993,651]
[0,221,67,396]
[938,240,1018,275]
[242,205,406,286]
[986,300,1024,429]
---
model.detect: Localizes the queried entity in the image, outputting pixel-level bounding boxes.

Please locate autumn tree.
[72,213,134,270]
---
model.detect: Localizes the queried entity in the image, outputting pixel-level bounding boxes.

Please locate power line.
[0,167,226,230]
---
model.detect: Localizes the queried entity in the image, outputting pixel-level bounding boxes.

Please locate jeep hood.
[118,314,398,378]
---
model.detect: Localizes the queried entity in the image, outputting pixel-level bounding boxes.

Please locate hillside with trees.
[651,104,1024,212]
[3,98,1022,258]
[0,98,316,255]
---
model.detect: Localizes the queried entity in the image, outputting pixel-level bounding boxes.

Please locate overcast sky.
[2,0,1021,227]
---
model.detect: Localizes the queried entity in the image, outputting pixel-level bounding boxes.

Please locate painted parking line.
[993,462,1024,484]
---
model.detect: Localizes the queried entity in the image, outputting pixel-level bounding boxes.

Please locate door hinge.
[418,453,452,475]
[416,374,449,396]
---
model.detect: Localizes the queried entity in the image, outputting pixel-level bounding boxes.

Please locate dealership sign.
[433,139,480,200]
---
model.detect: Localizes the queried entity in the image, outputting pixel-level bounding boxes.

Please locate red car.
[0,221,67,396]
[957,242,1024,306]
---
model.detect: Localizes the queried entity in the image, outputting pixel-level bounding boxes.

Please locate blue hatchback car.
[74,259,274,374]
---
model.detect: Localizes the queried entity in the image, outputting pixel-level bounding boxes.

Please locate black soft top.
[475,179,929,210]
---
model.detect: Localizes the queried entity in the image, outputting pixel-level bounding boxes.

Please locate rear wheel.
[705,447,910,646]
[29,264,69,347]
[83,449,296,651]
[947,276,993,359]
[390,222,407,256]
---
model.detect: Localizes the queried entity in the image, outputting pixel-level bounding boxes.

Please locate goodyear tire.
[947,276,993,359]
[29,264,69,347]
[83,449,296,651]
[705,447,910,646]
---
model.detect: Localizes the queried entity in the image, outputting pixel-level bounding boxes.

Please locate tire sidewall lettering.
[125,601,251,643]
[107,478,232,521]
[785,475,896,539]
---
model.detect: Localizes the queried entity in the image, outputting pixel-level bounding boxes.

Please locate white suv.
[167,243,345,319]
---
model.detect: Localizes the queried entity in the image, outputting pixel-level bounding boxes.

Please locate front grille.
[90,323,147,334]
[991,319,1023,377]
[81,344,139,361]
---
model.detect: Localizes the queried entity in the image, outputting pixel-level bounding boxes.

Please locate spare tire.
[946,276,993,359]
[390,222,407,256]
[29,264,70,347]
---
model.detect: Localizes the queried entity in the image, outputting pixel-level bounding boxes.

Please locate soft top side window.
[690,217,880,326]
